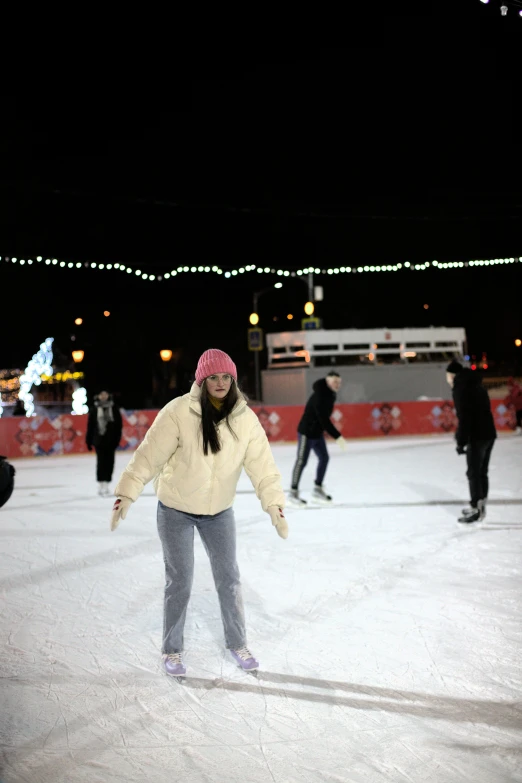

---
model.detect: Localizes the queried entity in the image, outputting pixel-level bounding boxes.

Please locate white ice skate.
[312,485,333,505]
[287,489,307,508]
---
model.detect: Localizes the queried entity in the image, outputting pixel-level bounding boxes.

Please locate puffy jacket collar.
[312,378,335,398]
[188,382,248,418]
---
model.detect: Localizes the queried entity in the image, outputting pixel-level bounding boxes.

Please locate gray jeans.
[157,501,246,654]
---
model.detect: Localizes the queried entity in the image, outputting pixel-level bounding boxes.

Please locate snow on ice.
[1,434,521,782]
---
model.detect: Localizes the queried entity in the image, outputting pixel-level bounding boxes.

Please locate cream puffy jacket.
[114,383,285,515]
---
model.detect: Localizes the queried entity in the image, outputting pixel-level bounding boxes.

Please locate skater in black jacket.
[289,372,346,506]
[446,360,497,523]
[86,391,123,497]
[0,455,15,509]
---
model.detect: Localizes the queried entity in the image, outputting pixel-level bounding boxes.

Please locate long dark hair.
[200,381,240,455]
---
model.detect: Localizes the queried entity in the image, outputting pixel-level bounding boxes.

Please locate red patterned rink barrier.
[0,401,516,458]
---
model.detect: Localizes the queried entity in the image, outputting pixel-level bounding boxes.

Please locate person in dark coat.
[289,372,346,506]
[86,391,123,496]
[0,455,15,508]
[446,360,497,523]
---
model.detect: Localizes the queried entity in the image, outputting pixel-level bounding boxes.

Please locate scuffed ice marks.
[0,437,521,782]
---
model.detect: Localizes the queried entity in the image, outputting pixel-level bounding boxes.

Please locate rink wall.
[0,400,516,458]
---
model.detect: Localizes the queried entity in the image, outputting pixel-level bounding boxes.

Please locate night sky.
[1,15,521,408]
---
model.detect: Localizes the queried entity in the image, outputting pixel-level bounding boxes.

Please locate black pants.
[96,444,116,482]
[466,439,495,508]
[291,434,329,489]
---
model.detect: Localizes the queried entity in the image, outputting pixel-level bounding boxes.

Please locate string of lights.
[1,254,521,281]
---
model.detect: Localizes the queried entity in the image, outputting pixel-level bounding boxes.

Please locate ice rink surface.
[1,434,521,783]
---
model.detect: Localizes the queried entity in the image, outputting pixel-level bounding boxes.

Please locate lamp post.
[250,285,283,401]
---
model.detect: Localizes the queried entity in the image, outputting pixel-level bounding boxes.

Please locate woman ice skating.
[111,349,287,677]
[86,390,123,497]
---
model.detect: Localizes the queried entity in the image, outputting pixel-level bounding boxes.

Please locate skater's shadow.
[181,671,521,730]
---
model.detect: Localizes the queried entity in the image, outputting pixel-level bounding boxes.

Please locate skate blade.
[286,499,307,509]
[312,498,333,506]
[238,666,259,676]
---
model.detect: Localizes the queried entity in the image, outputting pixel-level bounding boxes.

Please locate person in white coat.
[111,348,287,677]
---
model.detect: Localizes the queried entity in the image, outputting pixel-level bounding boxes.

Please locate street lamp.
[515,339,522,348]
[160,349,173,362]
[72,350,84,363]
[304,301,314,316]
[251,283,283,401]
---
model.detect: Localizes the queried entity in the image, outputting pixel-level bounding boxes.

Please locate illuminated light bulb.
[37,256,42,261]
[75,318,83,325]
[258,268,263,273]
[104,311,110,317]
[264,267,270,273]
[205,266,210,272]
[76,263,82,268]
[149,275,156,280]
[274,282,283,289]
[20,260,25,265]
[126,268,132,273]
[500,4,507,15]
[165,273,170,279]
[225,272,231,278]
[304,301,314,315]
[28,260,33,265]
[68,262,73,268]
[515,339,522,347]
[239,268,244,274]
[52,259,58,264]
[191,267,197,272]
[231,270,238,276]
[142,273,148,279]
[107,264,112,269]
[198,266,204,272]
[315,268,320,274]
[287,314,294,320]
[135,269,141,275]
[183,266,189,272]
[284,271,290,277]
[60,261,65,267]
[99,264,105,269]
[346,267,352,272]
[249,313,259,325]
[357,267,363,273]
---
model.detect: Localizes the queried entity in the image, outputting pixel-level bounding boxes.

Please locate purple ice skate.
[163,653,186,677]
[231,646,259,671]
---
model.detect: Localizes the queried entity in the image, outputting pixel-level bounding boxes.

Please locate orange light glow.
[75,318,83,325]
[104,311,110,317]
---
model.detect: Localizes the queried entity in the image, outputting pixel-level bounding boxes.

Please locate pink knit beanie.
[195,349,237,386]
